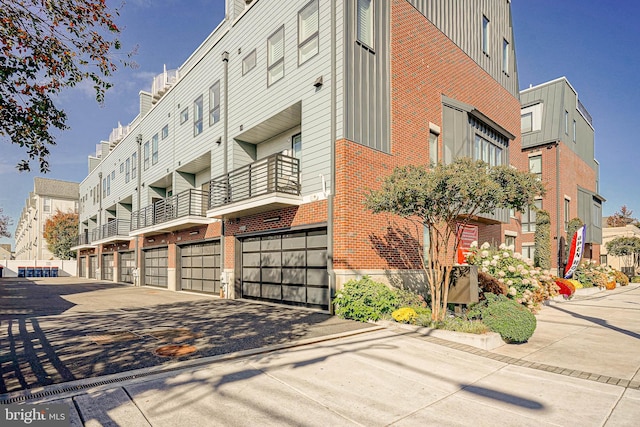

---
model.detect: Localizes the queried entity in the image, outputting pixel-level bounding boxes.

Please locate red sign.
[456,223,478,264]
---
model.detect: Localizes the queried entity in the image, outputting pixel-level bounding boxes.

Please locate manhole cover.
[155,344,197,357]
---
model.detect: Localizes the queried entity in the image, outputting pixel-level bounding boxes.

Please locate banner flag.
[564,225,586,279]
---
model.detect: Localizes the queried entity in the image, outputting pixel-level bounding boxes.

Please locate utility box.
[447,265,479,304]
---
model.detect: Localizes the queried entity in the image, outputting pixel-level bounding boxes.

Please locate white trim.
[505,230,518,237]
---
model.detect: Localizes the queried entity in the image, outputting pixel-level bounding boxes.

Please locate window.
[180,108,189,124]
[102,178,107,198]
[522,245,535,261]
[125,158,130,183]
[502,39,509,74]
[120,163,124,173]
[522,199,542,233]
[504,235,516,249]
[74,201,79,213]
[43,198,51,213]
[162,124,169,140]
[482,15,490,54]
[298,0,319,64]
[473,135,502,167]
[529,155,542,180]
[268,26,285,85]
[429,131,438,166]
[106,174,111,196]
[564,110,569,134]
[209,81,220,125]
[111,171,115,180]
[243,49,257,75]
[573,120,576,142]
[357,0,373,48]
[194,95,203,136]
[152,134,159,165]
[144,142,150,170]
[593,202,602,227]
[131,152,137,180]
[564,198,570,231]
[521,112,532,133]
[292,133,302,159]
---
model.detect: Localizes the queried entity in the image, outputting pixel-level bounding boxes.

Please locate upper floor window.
[106,174,111,197]
[162,124,169,140]
[152,134,159,165]
[43,198,51,213]
[131,152,137,180]
[482,15,490,55]
[194,95,204,136]
[357,0,373,49]
[209,81,220,125]
[564,197,570,231]
[593,202,602,228]
[521,112,532,133]
[564,110,569,134]
[144,142,150,170]
[502,39,509,74]
[529,155,542,180]
[429,131,438,166]
[298,0,319,64]
[125,158,130,183]
[268,26,285,85]
[473,135,503,167]
[522,199,542,233]
[573,120,577,142]
[102,178,107,198]
[243,49,257,75]
[180,107,189,124]
[292,133,302,160]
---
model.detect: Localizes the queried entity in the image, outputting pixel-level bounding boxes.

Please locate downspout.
[555,141,561,277]
[135,134,143,286]
[221,51,230,296]
[327,0,337,313]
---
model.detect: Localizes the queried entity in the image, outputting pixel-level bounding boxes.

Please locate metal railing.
[208,153,300,209]
[95,219,131,241]
[577,99,593,126]
[131,189,209,231]
[77,230,94,246]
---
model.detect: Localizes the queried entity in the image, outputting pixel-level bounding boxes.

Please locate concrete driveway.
[0,277,372,394]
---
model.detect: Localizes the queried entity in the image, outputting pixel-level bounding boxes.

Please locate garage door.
[144,247,168,288]
[180,241,221,294]
[102,253,114,281]
[79,256,86,278]
[89,256,98,279]
[241,228,328,310]
[120,251,135,284]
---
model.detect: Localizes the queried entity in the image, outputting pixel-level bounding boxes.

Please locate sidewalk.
[3,285,639,426]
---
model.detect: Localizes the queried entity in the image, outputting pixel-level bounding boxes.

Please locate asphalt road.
[0,277,370,394]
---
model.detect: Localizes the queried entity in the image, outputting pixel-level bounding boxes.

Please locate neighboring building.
[0,243,12,260]
[601,224,640,277]
[73,0,522,310]
[519,77,604,273]
[14,178,79,260]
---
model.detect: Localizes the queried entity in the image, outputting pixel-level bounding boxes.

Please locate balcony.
[130,189,212,236]
[92,219,133,245]
[70,230,97,251]
[207,153,302,219]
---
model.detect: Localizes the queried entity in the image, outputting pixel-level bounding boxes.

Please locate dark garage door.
[89,255,98,279]
[102,253,114,281]
[120,251,135,284]
[180,241,221,294]
[241,228,328,310]
[144,247,168,288]
[79,256,86,278]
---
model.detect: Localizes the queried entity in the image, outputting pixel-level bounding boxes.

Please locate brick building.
[74,0,527,311]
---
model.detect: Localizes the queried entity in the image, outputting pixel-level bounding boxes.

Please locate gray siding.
[342,0,390,153]
[408,0,518,97]
[578,187,602,244]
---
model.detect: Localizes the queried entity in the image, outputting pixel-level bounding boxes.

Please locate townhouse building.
[519,78,604,272]
[601,224,640,277]
[15,178,79,260]
[74,0,522,311]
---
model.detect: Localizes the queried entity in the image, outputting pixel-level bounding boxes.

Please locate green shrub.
[392,307,418,324]
[333,276,397,322]
[395,288,428,308]
[433,318,490,334]
[632,276,640,283]
[468,293,536,343]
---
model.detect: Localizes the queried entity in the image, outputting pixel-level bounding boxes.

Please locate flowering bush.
[567,279,583,289]
[554,278,576,298]
[392,307,418,324]
[574,260,614,289]
[467,242,558,312]
[614,270,629,286]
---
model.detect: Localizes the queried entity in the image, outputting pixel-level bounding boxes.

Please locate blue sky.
[1,0,639,247]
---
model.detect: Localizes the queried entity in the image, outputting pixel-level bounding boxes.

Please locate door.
[79,256,86,278]
[120,251,135,284]
[180,241,221,294]
[89,255,98,279]
[102,253,114,281]
[240,228,328,310]
[144,247,168,288]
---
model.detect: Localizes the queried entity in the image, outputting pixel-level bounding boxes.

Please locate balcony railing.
[131,189,209,231]
[208,153,300,209]
[95,219,131,241]
[77,230,94,246]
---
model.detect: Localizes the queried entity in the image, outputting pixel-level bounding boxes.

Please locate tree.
[605,236,640,273]
[607,205,639,227]
[1,0,133,172]
[365,158,545,321]
[534,209,551,269]
[43,209,78,259]
[565,217,584,265]
[0,207,11,238]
